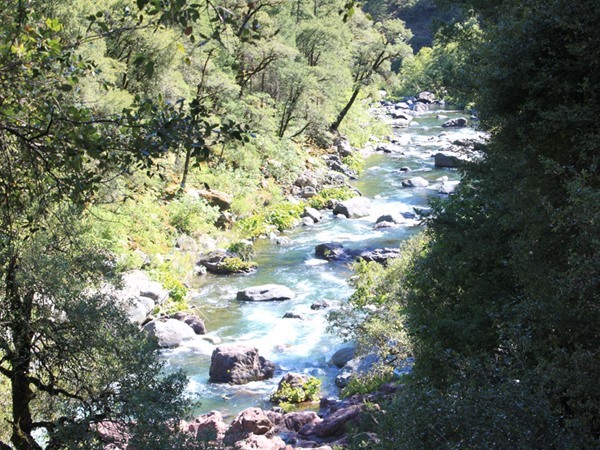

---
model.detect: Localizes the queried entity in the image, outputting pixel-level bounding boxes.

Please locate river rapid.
[163,107,484,419]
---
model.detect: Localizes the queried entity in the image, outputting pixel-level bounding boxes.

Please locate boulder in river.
[357,248,402,265]
[412,102,428,113]
[434,152,461,168]
[417,91,436,103]
[209,345,275,384]
[331,345,357,368]
[332,197,372,219]
[402,177,429,188]
[375,214,405,225]
[170,311,206,335]
[236,284,295,302]
[142,319,196,348]
[315,243,349,261]
[198,250,257,275]
[439,180,460,195]
[442,117,468,128]
[303,207,323,223]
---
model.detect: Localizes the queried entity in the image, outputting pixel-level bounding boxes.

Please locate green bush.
[342,152,365,175]
[167,196,220,235]
[228,241,255,262]
[341,368,394,398]
[308,186,359,210]
[234,213,269,239]
[265,201,304,231]
[218,257,257,273]
[271,377,322,411]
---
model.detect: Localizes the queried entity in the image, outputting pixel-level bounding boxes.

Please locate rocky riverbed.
[110,96,487,448]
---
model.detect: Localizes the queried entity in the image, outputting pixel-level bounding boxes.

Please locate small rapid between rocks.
[163,107,485,419]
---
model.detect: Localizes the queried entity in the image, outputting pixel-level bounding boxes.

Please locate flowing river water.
[163,107,483,418]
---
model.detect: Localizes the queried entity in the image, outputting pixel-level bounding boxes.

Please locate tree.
[329,11,412,132]
[0,1,205,448]
[346,0,600,447]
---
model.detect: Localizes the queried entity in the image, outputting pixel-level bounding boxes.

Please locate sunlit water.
[163,109,484,419]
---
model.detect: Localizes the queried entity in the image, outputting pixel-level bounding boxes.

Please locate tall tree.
[329,11,411,132]
[0,1,205,447]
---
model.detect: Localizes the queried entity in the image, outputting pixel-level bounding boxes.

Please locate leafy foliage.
[342,0,600,448]
[271,377,322,411]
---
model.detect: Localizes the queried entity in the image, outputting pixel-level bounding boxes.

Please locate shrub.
[308,186,359,210]
[341,368,395,398]
[228,241,255,262]
[217,257,257,273]
[342,152,365,175]
[265,201,304,231]
[167,196,220,235]
[271,377,321,411]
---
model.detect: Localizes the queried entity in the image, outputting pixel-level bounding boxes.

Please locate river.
[163,107,483,419]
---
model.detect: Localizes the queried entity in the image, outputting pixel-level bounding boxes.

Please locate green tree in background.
[330,11,412,132]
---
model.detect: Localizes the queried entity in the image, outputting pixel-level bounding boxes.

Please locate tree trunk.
[7,257,42,450]
[180,147,192,191]
[330,87,361,133]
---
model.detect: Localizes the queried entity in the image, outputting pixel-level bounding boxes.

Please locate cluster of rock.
[377,91,447,128]
[183,390,391,450]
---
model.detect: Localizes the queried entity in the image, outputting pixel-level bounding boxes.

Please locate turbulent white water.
[164,109,484,418]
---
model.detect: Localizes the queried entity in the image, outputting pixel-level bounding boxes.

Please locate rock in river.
[442,117,468,128]
[209,345,275,384]
[332,197,372,218]
[236,284,295,302]
[142,319,196,348]
[315,243,349,261]
[402,177,429,188]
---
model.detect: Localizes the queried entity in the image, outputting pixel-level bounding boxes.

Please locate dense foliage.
[0,0,417,448]
[344,0,600,448]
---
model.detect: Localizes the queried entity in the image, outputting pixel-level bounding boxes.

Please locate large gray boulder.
[335,137,354,157]
[412,102,429,112]
[236,284,295,302]
[434,152,461,168]
[357,248,402,265]
[375,214,405,225]
[143,319,196,348]
[209,345,275,384]
[331,346,356,368]
[335,354,379,388]
[439,180,461,195]
[315,243,349,261]
[333,197,371,219]
[417,91,435,103]
[303,207,323,223]
[170,311,206,334]
[402,177,429,188]
[120,270,169,304]
[442,117,468,128]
